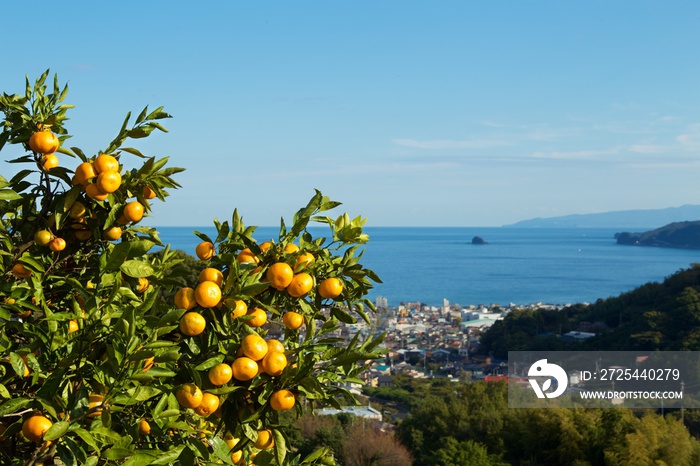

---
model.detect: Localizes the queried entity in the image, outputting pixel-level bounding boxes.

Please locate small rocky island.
[471,236,488,245]
[616,221,700,249]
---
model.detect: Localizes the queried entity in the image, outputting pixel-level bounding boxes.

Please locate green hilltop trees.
[0,71,383,465]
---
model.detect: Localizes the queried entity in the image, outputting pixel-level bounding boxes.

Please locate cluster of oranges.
[29,128,60,172]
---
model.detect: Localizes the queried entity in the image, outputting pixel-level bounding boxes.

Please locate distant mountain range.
[506,205,700,228]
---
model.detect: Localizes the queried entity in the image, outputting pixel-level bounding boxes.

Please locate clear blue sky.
[2,1,699,226]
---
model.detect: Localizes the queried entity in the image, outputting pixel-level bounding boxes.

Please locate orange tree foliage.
[0,71,383,466]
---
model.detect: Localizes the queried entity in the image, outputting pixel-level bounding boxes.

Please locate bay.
[154,226,700,308]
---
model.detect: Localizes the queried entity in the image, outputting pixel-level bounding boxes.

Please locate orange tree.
[0,72,384,465]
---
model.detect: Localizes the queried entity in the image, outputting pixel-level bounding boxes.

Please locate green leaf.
[120,260,154,278]
[150,445,185,464]
[122,453,157,466]
[0,189,21,201]
[0,384,10,399]
[103,447,135,460]
[0,397,30,416]
[194,354,225,371]
[272,429,287,465]
[44,421,70,441]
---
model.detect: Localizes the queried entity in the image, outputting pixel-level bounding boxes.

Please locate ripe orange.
[176,383,203,409]
[282,311,304,330]
[195,281,221,308]
[68,319,79,333]
[269,389,295,411]
[49,237,66,252]
[138,419,151,435]
[265,262,294,290]
[199,267,223,287]
[261,350,287,376]
[295,252,315,271]
[96,171,122,194]
[34,230,52,246]
[226,298,248,319]
[11,263,32,278]
[284,243,300,254]
[254,429,274,450]
[287,273,314,297]
[87,394,104,418]
[231,357,259,381]
[179,312,206,336]
[194,392,220,417]
[237,248,259,264]
[245,308,267,328]
[240,334,268,361]
[122,201,144,223]
[29,131,59,154]
[143,185,157,199]
[85,183,109,201]
[42,153,58,171]
[174,287,196,310]
[266,339,285,354]
[93,154,119,173]
[103,226,122,241]
[74,162,97,187]
[318,277,343,299]
[208,363,233,386]
[22,415,52,443]
[69,201,86,219]
[196,241,215,260]
[137,277,149,293]
[260,241,273,253]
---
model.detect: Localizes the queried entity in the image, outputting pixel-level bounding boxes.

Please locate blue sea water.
[154,226,700,308]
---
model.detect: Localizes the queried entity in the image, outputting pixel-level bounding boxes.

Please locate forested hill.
[479,264,700,358]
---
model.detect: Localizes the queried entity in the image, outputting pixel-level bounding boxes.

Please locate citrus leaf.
[120,261,154,278]
[0,397,30,415]
[44,421,70,441]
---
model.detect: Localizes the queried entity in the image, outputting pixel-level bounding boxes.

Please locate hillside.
[506,204,700,228]
[616,221,700,249]
[478,264,700,358]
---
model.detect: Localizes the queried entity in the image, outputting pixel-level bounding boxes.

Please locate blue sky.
[2,1,699,226]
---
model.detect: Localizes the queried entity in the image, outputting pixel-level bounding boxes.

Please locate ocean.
[154,226,700,308]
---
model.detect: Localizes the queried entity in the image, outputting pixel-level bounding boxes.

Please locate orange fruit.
[231,357,258,381]
[74,162,97,187]
[103,227,122,241]
[208,363,233,386]
[237,248,259,264]
[240,334,268,361]
[284,243,300,254]
[122,201,144,223]
[269,389,295,411]
[226,298,248,319]
[69,201,86,219]
[34,230,52,246]
[42,153,58,171]
[287,273,314,297]
[74,229,92,241]
[68,319,79,333]
[176,383,203,409]
[245,308,267,328]
[143,185,156,199]
[29,131,59,154]
[194,392,220,417]
[254,429,274,450]
[138,419,151,435]
[266,339,285,354]
[199,267,223,286]
[295,252,315,271]
[260,241,273,253]
[318,277,343,299]
[195,241,215,260]
[22,415,52,443]
[137,277,149,293]
[179,312,206,336]
[49,237,66,252]
[174,287,196,310]
[282,311,304,330]
[85,183,109,201]
[11,263,32,278]
[93,154,119,173]
[261,351,287,376]
[195,281,221,308]
[265,262,294,290]
[95,170,121,194]
[87,394,104,418]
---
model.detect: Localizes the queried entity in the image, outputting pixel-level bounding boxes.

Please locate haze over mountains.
[506,205,700,229]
